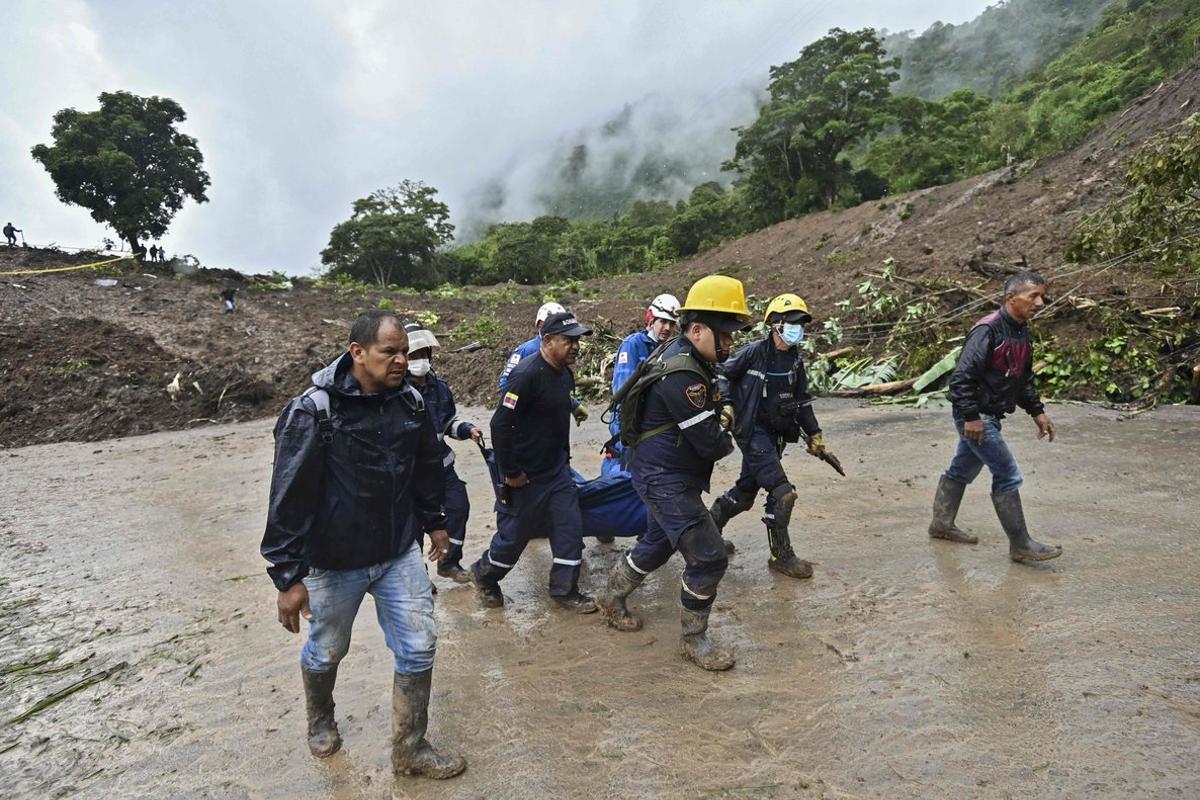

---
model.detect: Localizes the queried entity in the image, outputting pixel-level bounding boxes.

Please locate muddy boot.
[928,476,978,544]
[596,557,646,632]
[766,524,813,579]
[301,667,342,758]
[391,670,466,780]
[468,560,504,608]
[992,490,1062,563]
[552,590,598,614]
[709,492,748,556]
[437,559,470,583]
[679,607,736,671]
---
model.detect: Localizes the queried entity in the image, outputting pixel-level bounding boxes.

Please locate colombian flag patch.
[502,391,519,409]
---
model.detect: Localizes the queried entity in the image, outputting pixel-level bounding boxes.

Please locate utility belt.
[767,393,807,444]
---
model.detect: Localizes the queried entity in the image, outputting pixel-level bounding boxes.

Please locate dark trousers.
[479,465,583,597]
[443,466,470,565]
[731,426,790,501]
[628,479,729,611]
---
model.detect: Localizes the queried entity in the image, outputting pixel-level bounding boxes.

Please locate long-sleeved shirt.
[490,350,574,480]
[949,307,1045,421]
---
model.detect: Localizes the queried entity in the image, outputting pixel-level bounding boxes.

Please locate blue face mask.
[780,323,805,346]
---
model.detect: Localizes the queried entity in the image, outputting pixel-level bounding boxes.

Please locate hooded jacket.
[949,307,1045,421]
[260,353,447,591]
[718,336,820,450]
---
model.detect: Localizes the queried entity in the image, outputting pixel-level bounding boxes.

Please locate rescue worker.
[260,308,466,781]
[471,310,597,612]
[601,293,681,478]
[499,301,588,426]
[709,293,827,579]
[930,271,1062,563]
[596,275,750,671]
[403,321,483,582]
[4,222,22,246]
[149,245,159,262]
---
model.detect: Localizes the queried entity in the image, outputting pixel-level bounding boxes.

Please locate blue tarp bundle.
[477,442,647,539]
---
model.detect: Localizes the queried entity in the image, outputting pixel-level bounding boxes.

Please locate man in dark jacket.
[470,310,597,612]
[596,275,749,671]
[402,321,482,582]
[260,309,466,781]
[709,293,827,579]
[930,271,1062,563]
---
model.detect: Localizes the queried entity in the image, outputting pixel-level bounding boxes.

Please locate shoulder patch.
[506,352,521,366]
[684,381,708,409]
[502,391,519,410]
[618,351,628,365]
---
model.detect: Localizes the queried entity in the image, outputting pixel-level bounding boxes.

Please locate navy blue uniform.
[412,372,477,567]
[627,337,735,610]
[478,350,584,596]
[602,329,659,477]
[717,337,820,513]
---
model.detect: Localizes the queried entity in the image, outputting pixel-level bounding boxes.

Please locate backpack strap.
[302,386,334,445]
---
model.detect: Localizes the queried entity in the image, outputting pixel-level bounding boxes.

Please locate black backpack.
[601,338,708,455]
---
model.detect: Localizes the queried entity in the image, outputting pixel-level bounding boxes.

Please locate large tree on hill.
[724,28,899,221]
[31,91,210,253]
[321,181,454,288]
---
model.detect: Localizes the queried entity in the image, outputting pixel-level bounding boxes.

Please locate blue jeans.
[300,541,436,675]
[945,415,1023,495]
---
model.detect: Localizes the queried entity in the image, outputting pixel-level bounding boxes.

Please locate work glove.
[719,403,735,430]
[806,431,826,456]
[572,404,589,426]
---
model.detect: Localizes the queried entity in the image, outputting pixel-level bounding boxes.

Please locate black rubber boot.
[928,475,978,544]
[596,557,646,632]
[437,560,470,583]
[992,490,1062,563]
[766,524,813,579]
[595,536,615,544]
[709,492,747,555]
[301,667,342,758]
[679,607,736,671]
[391,670,466,780]
[552,590,598,614]
[468,559,504,608]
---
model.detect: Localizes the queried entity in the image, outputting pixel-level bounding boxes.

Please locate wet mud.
[1,401,1198,798]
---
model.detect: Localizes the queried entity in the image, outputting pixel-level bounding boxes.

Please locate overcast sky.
[1,1,994,275]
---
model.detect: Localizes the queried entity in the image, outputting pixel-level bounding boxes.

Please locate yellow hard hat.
[763,293,812,325]
[679,275,751,329]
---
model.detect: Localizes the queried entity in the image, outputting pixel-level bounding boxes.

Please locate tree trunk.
[126,234,141,257]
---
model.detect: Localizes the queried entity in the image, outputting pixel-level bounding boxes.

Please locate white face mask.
[407,358,431,377]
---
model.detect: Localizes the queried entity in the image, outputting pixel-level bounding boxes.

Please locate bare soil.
[1,402,1198,799]
[2,65,1199,449]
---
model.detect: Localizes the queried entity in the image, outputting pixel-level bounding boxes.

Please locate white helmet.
[536,302,567,326]
[647,293,681,324]
[403,321,439,353]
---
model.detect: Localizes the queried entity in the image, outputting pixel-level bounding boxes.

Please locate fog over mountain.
[1,0,992,273]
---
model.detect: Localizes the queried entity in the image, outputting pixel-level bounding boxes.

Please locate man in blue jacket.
[402,321,482,582]
[709,293,827,579]
[930,271,1062,563]
[601,293,680,477]
[260,309,465,781]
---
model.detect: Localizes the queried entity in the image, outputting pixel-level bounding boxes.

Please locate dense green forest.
[321,0,1200,289]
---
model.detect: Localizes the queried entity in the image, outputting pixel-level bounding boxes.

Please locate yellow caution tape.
[0,255,133,277]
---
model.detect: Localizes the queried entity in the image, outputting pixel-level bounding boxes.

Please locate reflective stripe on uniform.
[442,451,455,468]
[626,553,649,574]
[448,537,464,546]
[747,369,766,380]
[552,557,582,566]
[681,579,712,600]
[677,409,714,430]
[487,553,515,569]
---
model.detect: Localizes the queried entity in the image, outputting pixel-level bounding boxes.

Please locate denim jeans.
[300,541,436,675]
[945,415,1023,495]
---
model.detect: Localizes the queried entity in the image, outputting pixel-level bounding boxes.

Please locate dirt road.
[1,401,1198,799]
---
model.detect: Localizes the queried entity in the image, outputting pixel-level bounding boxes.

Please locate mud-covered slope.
[2,64,1198,448]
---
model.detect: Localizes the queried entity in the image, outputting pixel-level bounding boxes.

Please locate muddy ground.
[1,400,1197,799]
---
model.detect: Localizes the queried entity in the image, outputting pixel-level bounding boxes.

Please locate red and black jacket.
[949,307,1045,421]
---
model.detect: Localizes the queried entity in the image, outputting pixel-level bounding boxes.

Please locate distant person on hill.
[157,246,167,263]
[220,283,238,313]
[926,271,1062,564]
[4,222,22,246]
[148,245,159,262]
